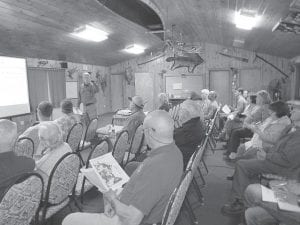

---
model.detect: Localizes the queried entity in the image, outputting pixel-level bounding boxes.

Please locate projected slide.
[0,56,30,118]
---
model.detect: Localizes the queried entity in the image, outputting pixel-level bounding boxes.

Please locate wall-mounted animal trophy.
[125,67,134,85]
[166,52,204,73]
[96,71,107,95]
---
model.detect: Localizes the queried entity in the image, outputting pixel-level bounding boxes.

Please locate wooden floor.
[49,113,244,225]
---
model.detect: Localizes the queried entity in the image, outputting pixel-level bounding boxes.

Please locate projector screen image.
[0,56,30,118]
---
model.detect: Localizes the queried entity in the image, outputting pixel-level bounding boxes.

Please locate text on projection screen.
[0,56,30,118]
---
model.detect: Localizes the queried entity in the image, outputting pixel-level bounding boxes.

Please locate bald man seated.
[35,121,72,190]
[63,110,183,225]
[0,119,35,200]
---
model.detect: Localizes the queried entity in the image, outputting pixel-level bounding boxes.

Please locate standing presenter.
[77,72,99,125]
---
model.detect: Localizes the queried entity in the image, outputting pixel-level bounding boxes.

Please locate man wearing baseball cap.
[123,96,146,140]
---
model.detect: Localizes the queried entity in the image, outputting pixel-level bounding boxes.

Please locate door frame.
[208,68,232,105]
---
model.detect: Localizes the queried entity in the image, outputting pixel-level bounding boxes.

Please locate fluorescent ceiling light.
[72,25,108,42]
[124,44,145,54]
[235,10,261,30]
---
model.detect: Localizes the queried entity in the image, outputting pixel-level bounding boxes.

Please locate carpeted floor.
[48,113,244,225]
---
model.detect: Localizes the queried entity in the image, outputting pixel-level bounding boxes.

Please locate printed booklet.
[81,152,130,193]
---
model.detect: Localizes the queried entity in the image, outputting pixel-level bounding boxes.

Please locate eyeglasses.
[143,127,156,133]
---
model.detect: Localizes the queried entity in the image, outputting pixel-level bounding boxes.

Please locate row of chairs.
[0,152,81,225]
[5,118,145,225]
[14,117,145,168]
[161,106,221,225]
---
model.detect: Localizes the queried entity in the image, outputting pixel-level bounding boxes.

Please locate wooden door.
[209,70,231,105]
[135,73,155,112]
[111,75,124,111]
[239,69,262,93]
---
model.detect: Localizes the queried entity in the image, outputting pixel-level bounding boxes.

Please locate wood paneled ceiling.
[0,0,299,66]
[0,0,162,65]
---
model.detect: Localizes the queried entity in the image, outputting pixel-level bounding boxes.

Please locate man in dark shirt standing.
[0,119,35,200]
[77,72,99,124]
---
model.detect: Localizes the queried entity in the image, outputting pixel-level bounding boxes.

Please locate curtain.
[27,68,66,110]
[27,68,49,112]
[48,69,66,107]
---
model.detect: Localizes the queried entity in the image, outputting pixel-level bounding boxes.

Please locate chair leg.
[184,199,198,224]
[192,177,204,205]
[196,168,206,186]
[200,160,209,174]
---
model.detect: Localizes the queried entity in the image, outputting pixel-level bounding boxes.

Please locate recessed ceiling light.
[72,25,108,42]
[124,44,146,54]
[235,10,261,30]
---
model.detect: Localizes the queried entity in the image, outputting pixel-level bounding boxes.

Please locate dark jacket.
[174,117,206,167]
[159,103,170,112]
[0,151,35,200]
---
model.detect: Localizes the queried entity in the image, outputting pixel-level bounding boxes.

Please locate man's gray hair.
[38,121,63,150]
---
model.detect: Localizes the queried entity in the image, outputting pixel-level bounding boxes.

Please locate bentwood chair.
[66,122,84,153]
[80,117,99,151]
[38,152,81,224]
[13,136,35,158]
[79,138,112,203]
[161,171,195,225]
[0,172,43,225]
[112,130,130,166]
[124,124,144,165]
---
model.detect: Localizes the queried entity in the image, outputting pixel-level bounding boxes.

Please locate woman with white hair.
[157,93,170,112]
[35,121,72,189]
[174,100,206,167]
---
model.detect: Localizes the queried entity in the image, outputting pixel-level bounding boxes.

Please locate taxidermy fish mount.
[166,52,204,73]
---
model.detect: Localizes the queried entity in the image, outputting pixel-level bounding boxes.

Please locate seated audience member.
[158,93,170,112]
[63,110,183,225]
[174,100,206,167]
[231,101,291,160]
[123,96,146,140]
[221,109,300,215]
[244,182,300,225]
[223,96,253,141]
[35,122,72,189]
[200,89,211,115]
[188,92,204,120]
[219,94,257,141]
[20,101,53,153]
[205,91,218,120]
[243,89,249,101]
[218,88,247,132]
[0,119,35,200]
[55,99,79,141]
[225,90,272,157]
[231,88,248,114]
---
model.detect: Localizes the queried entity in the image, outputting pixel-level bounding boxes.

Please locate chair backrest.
[129,124,144,155]
[161,171,193,225]
[83,118,98,144]
[44,152,80,205]
[0,172,43,225]
[66,122,84,152]
[86,138,112,168]
[13,137,34,158]
[112,130,130,165]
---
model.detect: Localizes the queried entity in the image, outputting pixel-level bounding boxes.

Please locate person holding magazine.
[63,110,183,225]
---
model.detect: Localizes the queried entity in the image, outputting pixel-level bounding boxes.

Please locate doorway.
[209,70,231,105]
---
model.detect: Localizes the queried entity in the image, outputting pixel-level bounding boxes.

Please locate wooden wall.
[109,43,295,110]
